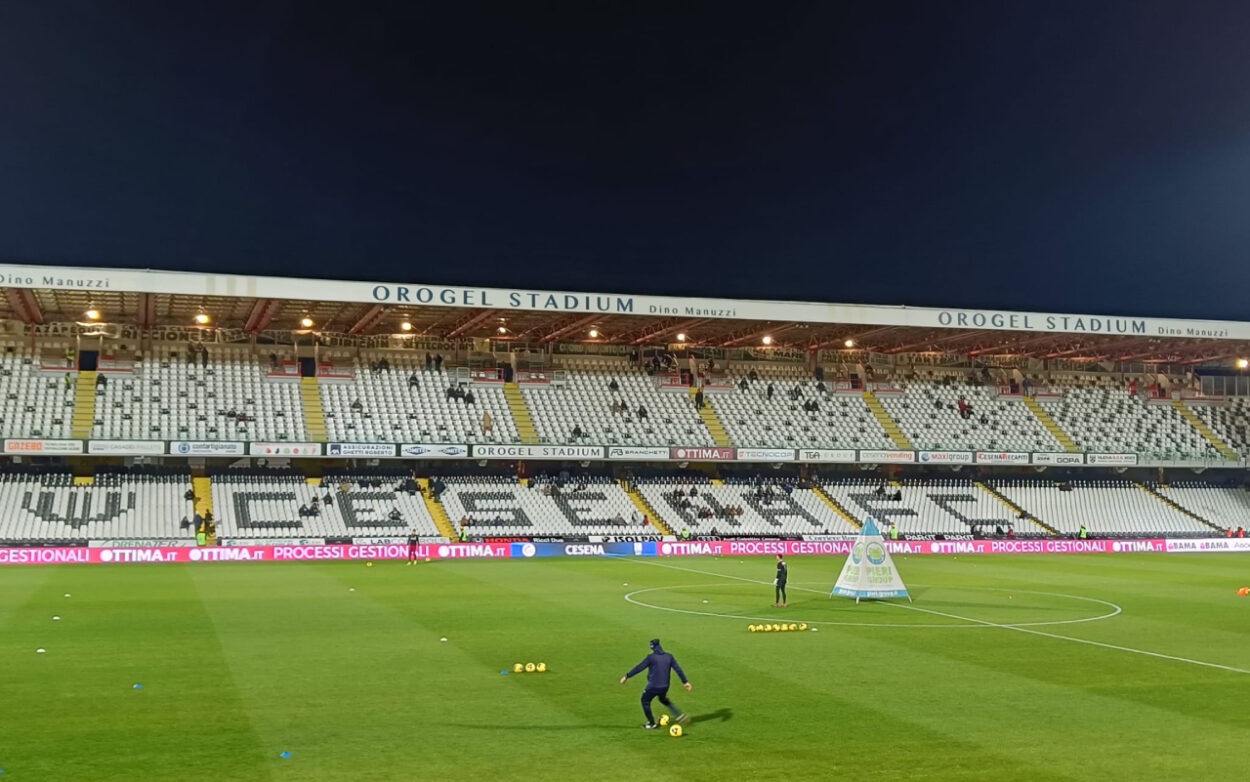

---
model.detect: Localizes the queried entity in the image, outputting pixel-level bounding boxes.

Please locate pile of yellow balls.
[512,662,548,673]
[747,623,808,633]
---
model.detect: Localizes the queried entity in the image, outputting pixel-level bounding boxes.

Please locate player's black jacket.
[625,641,688,689]
[777,560,788,584]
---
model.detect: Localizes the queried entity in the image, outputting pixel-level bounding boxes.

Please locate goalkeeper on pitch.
[620,638,692,729]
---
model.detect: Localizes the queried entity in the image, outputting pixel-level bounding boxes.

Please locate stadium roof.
[2,262,1248,364]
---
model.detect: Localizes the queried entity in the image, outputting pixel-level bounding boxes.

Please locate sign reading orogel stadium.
[831,519,911,604]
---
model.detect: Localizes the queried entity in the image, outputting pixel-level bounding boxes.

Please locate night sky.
[2,2,1249,320]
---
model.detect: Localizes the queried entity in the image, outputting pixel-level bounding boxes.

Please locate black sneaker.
[643,723,658,729]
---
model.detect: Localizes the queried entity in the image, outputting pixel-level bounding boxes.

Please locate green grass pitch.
[3,553,1250,781]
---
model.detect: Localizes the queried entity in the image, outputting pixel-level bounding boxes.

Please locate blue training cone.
[279,752,291,759]
[132,684,143,690]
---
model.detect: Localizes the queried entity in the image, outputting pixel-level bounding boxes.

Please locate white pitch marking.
[624,558,1250,675]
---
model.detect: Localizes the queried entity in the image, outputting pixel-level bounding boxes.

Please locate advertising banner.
[472,444,604,460]
[1087,453,1139,466]
[509,541,655,558]
[399,443,469,459]
[858,450,915,463]
[3,439,84,455]
[918,451,974,464]
[1032,452,1086,466]
[606,446,672,460]
[796,449,857,463]
[669,446,736,461]
[170,441,246,456]
[87,440,166,456]
[248,442,322,457]
[327,442,397,458]
[975,451,1031,465]
[735,448,796,462]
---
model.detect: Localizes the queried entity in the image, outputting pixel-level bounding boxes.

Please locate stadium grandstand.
[1,260,1248,547]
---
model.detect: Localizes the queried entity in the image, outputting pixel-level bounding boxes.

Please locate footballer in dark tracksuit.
[620,638,692,728]
[774,554,788,606]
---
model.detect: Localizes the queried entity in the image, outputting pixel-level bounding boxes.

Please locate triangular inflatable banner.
[831,518,911,603]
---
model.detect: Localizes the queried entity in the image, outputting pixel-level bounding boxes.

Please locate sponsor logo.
[473,444,604,460]
[369,285,636,315]
[99,548,179,563]
[1112,540,1162,552]
[248,442,321,457]
[87,440,166,456]
[735,448,795,462]
[975,451,1031,465]
[605,446,670,460]
[1087,453,1138,466]
[865,542,886,565]
[858,450,915,463]
[400,443,468,459]
[919,451,974,464]
[797,449,857,463]
[1032,452,1085,466]
[3,439,84,455]
[327,442,396,457]
[563,544,607,556]
[171,441,246,456]
[936,310,1146,335]
[669,447,736,461]
[520,543,537,558]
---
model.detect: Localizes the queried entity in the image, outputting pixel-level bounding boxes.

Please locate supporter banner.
[796,448,857,463]
[1087,453,1139,466]
[248,442,322,457]
[170,440,246,456]
[399,443,469,459]
[509,541,655,558]
[735,448,796,462]
[975,451,1031,465]
[0,541,511,566]
[858,450,915,463]
[669,446,736,461]
[919,451,974,465]
[606,446,671,460]
[1165,538,1250,553]
[3,438,84,455]
[327,442,397,458]
[87,440,166,456]
[1032,452,1086,466]
[472,444,604,460]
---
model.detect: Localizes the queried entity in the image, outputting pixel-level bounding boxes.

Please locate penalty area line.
[624,558,1250,676]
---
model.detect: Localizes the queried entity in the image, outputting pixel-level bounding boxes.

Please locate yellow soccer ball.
[365,561,373,568]
[772,624,781,632]
[762,624,772,632]
[748,625,757,632]
[525,663,536,673]
[799,623,808,631]
[788,623,798,632]
[513,663,524,673]
[669,724,683,737]
[659,714,670,726]
[536,662,547,672]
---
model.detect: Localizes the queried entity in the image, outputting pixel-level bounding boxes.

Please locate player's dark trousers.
[776,582,787,603]
[408,545,418,561]
[641,687,679,723]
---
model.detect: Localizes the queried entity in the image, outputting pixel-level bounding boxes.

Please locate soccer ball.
[762,624,772,632]
[788,623,798,632]
[799,623,808,631]
[772,624,781,632]
[748,625,757,632]
[659,714,670,726]
[536,662,547,672]
[513,663,524,673]
[365,561,373,568]
[669,725,683,737]
[525,663,536,672]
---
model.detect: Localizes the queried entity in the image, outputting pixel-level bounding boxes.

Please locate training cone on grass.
[1238,587,1250,597]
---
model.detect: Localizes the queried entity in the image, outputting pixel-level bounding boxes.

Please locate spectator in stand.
[464,389,475,405]
[64,373,72,390]
[481,411,493,436]
[766,382,774,400]
[1022,377,1031,396]
[694,388,705,409]
[637,405,648,421]
[96,373,108,394]
[814,366,824,382]
[425,352,433,371]
[434,354,444,371]
[1129,379,1138,397]
[738,378,749,392]
[408,372,420,388]
[351,398,363,411]
[609,378,620,392]
[572,424,584,439]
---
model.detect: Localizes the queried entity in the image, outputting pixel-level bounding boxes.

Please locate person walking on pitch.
[773,553,788,607]
[620,638,692,729]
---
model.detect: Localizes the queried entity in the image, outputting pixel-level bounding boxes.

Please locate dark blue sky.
[2,2,1249,319]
